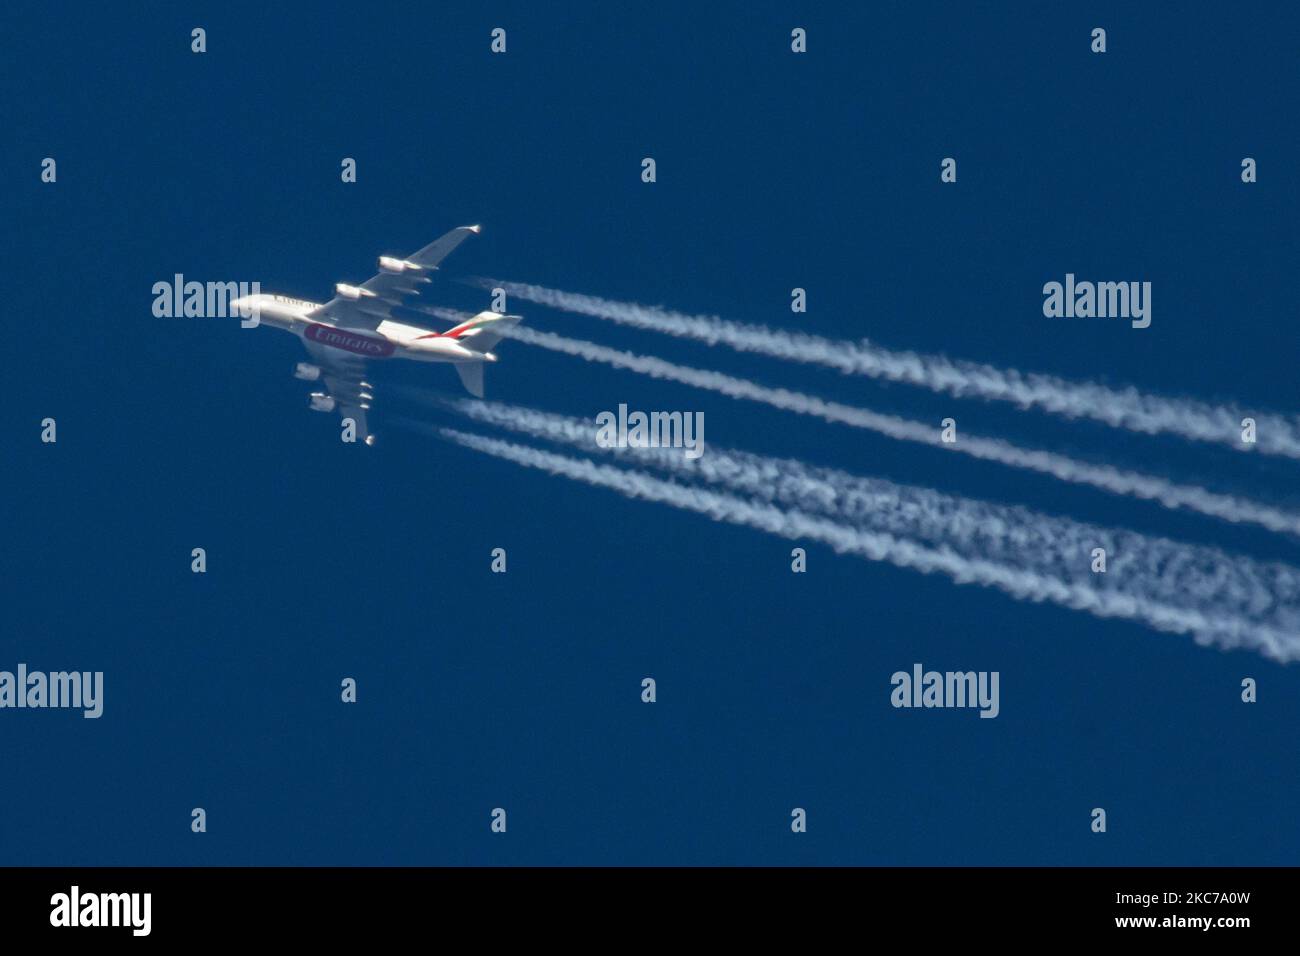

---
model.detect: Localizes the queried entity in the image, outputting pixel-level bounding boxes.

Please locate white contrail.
[492,325,1300,536]
[432,399,1300,648]
[417,305,475,325]
[473,279,1300,460]
[436,427,1300,661]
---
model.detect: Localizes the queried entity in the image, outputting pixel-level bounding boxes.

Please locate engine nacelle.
[378,256,424,274]
[309,392,336,413]
[294,362,322,381]
[335,283,374,300]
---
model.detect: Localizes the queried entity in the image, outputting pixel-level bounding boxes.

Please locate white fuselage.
[232,293,491,364]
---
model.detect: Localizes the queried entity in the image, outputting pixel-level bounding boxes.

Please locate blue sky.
[3,2,1299,864]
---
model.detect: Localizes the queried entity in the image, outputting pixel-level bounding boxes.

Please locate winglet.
[406,225,484,270]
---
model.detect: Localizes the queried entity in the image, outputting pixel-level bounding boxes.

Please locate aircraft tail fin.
[441,311,523,397]
[442,311,522,354]
[455,362,485,398]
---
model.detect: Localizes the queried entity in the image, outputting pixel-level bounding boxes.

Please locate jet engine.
[294,362,322,381]
[334,283,375,300]
[378,256,424,274]
[309,392,336,413]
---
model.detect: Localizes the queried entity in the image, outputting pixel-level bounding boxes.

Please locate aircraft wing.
[309,224,482,332]
[302,338,375,445]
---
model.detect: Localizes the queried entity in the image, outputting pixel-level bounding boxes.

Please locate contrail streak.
[435,427,1300,661]
[431,399,1300,650]
[473,279,1300,460]
[492,325,1300,536]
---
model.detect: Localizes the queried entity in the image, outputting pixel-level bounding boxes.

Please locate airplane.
[231,224,521,445]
